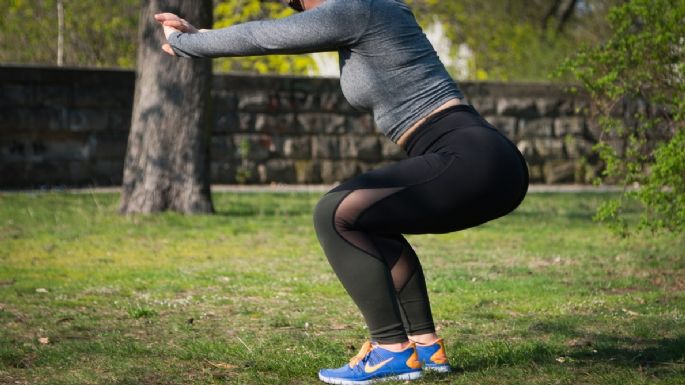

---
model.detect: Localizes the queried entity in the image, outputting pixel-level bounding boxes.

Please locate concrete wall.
[0,65,597,188]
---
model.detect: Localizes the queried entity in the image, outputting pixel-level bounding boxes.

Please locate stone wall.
[0,65,597,188]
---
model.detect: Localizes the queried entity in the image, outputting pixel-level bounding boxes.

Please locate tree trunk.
[120,0,214,214]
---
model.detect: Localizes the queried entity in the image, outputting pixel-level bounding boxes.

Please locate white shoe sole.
[424,364,451,373]
[318,370,422,385]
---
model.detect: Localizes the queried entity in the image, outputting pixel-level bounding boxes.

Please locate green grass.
[0,191,683,385]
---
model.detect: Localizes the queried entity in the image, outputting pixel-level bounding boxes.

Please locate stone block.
[0,161,28,187]
[357,161,376,174]
[214,110,239,133]
[320,160,359,184]
[573,98,590,115]
[381,139,407,161]
[69,108,109,132]
[1,160,67,187]
[35,85,70,107]
[237,113,255,132]
[232,134,272,161]
[484,116,517,139]
[254,113,297,134]
[91,132,128,160]
[92,160,124,185]
[0,107,68,132]
[554,117,586,137]
[527,164,544,183]
[0,85,33,107]
[340,135,381,161]
[233,160,260,184]
[298,113,347,134]
[515,140,537,161]
[73,85,132,108]
[469,97,497,115]
[289,91,315,111]
[294,160,322,184]
[312,135,340,159]
[346,114,375,134]
[213,91,238,111]
[67,160,90,182]
[211,162,237,184]
[3,108,37,131]
[557,99,576,116]
[238,91,279,112]
[319,91,348,112]
[543,160,576,184]
[533,138,565,159]
[42,139,91,161]
[210,135,236,162]
[0,138,29,161]
[260,159,297,183]
[535,98,564,117]
[355,136,382,161]
[283,136,311,159]
[563,136,595,159]
[107,108,132,131]
[497,98,539,118]
[519,118,554,138]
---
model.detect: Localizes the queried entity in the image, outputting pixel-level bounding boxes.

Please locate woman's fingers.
[163,20,184,29]
[159,17,198,33]
[154,13,181,22]
[163,20,196,32]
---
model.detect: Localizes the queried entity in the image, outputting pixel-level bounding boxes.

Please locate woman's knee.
[313,190,345,233]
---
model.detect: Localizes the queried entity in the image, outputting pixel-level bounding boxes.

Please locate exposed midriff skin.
[396,98,462,150]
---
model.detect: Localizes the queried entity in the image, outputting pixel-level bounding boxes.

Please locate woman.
[156,0,529,383]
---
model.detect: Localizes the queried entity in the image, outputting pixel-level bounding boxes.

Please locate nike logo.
[364,357,394,373]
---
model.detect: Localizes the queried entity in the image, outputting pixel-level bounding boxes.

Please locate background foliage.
[560,0,685,234]
[0,0,616,81]
[212,0,317,74]
[0,0,139,68]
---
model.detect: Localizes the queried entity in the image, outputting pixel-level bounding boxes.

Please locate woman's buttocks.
[405,106,529,228]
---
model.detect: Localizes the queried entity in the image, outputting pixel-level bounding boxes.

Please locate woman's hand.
[154,13,206,56]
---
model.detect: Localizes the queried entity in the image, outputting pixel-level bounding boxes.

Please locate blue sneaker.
[415,338,451,373]
[318,341,422,384]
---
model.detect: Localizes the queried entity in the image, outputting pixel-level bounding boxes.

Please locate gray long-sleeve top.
[168,0,464,143]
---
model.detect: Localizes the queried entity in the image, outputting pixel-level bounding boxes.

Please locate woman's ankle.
[375,339,411,352]
[408,332,440,345]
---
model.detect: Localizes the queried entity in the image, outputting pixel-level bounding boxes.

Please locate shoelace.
[348,341,374,368]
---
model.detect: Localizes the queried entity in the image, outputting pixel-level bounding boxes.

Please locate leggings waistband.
[404,104,490,157]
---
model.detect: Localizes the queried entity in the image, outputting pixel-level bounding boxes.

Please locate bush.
[560,0,685,234]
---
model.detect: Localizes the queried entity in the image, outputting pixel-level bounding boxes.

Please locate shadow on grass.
[520,316,685,370]
[449,315,684,376]
[569,334,685,369]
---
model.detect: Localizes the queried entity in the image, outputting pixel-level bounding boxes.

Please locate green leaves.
[0,0,139,68]
[561,0,685,235]
[213,0,317,74]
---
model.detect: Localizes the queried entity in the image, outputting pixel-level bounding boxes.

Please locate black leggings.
[313,104,529,343]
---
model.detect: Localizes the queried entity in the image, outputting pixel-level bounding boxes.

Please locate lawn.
[0,191,683,385]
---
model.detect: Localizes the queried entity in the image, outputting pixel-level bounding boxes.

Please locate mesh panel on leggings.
[333,187,403,258]
[334,187,418,291]
[391,242,419,292]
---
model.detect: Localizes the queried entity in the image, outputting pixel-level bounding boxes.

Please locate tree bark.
[120,0,214,214]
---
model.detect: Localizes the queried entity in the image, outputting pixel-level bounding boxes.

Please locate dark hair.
[287,0,305,12]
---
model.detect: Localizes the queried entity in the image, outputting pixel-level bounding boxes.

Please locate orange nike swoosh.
[364,357,394,373]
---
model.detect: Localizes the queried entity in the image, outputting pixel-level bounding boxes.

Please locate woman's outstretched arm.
[160,0,370,59]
